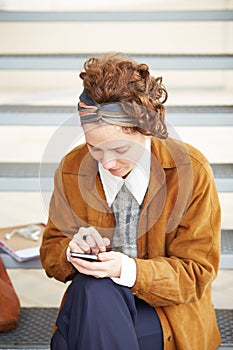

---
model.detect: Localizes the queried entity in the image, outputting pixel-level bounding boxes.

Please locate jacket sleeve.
[40,163,77,283]
[131,161,221,307]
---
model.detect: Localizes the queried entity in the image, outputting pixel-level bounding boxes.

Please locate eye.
[115,147,130,155]
[87,145,103,155]
[92,147,101,152]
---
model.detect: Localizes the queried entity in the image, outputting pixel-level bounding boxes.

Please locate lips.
[109,168,120,173]
[109,168,123,176]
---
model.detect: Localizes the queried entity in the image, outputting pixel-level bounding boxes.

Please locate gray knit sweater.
[111,184,140,258]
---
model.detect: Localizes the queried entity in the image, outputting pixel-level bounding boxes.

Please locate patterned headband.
[78,89,139,128]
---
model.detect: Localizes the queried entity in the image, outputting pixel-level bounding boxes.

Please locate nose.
[102,159,117,170]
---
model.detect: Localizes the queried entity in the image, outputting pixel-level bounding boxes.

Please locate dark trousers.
[51,274,163,350]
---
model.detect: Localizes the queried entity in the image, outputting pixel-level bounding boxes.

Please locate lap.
[53,274,163,350]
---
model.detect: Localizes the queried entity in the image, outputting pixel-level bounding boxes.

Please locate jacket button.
[168,335,173,341]
[144,253,148,259]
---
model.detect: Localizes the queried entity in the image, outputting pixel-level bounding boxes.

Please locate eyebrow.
[86,142,130,151]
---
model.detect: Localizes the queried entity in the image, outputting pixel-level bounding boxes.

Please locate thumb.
[98,251,122,262]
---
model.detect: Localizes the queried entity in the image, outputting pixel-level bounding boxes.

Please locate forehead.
[83,123,144,146]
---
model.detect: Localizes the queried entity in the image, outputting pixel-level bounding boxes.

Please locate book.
[0,223,45,262]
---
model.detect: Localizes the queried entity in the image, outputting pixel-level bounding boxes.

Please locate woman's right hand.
[68,226,110,256]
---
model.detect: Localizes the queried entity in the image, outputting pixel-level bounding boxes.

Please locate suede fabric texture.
[0,257,20,332]
[40,136,221,350]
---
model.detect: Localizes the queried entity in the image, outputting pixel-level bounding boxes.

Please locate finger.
[103,237,110,247]
[69,241,84,253]
[85,235,98,249]
[78,229,100,254]
[72,229,91,253]
[76,227,98,252]
[87,227,107,252]
[71,258,104,276]
[72,227,107,254]
[70,260,94,275]
[84,236,104,255]
[89,246,100,255]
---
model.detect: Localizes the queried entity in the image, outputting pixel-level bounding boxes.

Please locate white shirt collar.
[98,138,151,207]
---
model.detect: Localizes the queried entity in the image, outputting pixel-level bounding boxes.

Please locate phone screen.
[70,252,98,262]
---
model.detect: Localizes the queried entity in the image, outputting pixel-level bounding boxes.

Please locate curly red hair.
[79,53,168,138]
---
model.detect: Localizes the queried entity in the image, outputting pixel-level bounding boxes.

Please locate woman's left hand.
[70,251,123,279]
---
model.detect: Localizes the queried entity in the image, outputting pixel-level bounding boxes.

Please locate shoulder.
[173,138,213,175]
[168,138,215,184]
[152,136,209,166]
[59,143,89,173]
[152,136,213,179]
[174,138,209,165]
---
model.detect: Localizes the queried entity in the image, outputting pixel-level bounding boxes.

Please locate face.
[83,123,149,178]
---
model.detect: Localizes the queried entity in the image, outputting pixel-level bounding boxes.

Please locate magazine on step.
[0,223,45,262]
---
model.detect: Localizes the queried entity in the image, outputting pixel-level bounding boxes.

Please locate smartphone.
[70,252,99,262]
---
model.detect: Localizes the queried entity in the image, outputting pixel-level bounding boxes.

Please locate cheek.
[121,150,142,165]
[89,151,104,161]
[118,159,135,171]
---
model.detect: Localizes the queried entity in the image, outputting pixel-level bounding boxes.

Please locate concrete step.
[0,163,56,192]
[211,164,233,193]
[0,308,232,349]
[0,105,232,126]
[0,54,232,70]
[220,230,233,269]
[0,10,232,22]
[0,12,232,56]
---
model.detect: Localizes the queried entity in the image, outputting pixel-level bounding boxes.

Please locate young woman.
[40,53,221,350]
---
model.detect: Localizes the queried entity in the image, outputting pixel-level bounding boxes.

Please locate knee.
[67,274,134,310]
[70,274,114,298]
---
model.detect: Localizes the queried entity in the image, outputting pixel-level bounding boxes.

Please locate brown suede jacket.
[40,137,221,350]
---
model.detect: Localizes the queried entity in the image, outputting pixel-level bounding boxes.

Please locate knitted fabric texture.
[111,184,140,258]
